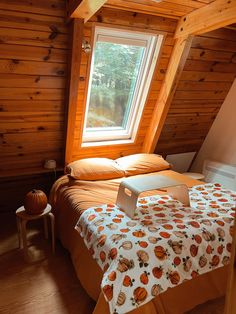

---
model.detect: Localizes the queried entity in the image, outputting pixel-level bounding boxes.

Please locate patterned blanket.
[75,183,236,314]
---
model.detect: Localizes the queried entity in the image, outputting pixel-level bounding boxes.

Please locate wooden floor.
[0,212,225,314]
[0,212,95,314]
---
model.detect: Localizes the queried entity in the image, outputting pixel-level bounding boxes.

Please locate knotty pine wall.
[155,27,236,157]
[71,7,177,161]
[0,0,68,212]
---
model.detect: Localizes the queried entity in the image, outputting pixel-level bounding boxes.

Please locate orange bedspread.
[50,170,228,314]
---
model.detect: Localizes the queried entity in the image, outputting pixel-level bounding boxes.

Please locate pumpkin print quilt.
[75,183,236,314]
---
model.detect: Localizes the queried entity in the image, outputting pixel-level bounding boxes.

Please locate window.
[82,26,164,146]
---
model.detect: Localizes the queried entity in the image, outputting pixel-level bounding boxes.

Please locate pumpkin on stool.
[24,189,47,215]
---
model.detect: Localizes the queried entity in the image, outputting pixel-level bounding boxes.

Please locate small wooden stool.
[16,204,55,261]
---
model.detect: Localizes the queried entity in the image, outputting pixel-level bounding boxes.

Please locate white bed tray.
[116,174,190,218]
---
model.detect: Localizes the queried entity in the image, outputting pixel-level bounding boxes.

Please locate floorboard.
[0,212,95,314]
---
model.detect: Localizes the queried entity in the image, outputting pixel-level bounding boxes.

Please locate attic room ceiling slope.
[142,0,236,154]
[142,35,193,153]
[155,27,236,156]
[67,0,217,21]
[104,0,215,19]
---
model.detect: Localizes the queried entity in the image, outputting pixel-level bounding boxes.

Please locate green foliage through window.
[86,42,145,129]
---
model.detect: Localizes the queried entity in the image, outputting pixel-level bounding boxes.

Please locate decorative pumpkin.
[190,244,198,257]
[132,230,146,238]
[102,284,113,301]
[173,256,181,266]
[148,236,158,244]
[133,287,147,304]
[137,250,149,263]
[112,218,122,223]
[117,292,126,306]
[217,244,224,255]
[154,246,167,260]
[168,240,183,254]
[210,255,220,267]
[151,284,163,297]
[138,241,148,248]
[183,257,192,272]
[108,247,118,260]
[108,271,116,282]
[152,266,163,279]
[140,271,149,285]
[123,275,132,287]
[99,251,106,263]
[199,255,207,268]
[191,270,199,278]
[119,241,133,250]
[168,271,180,285]
[222,256,230,266]
[163,224,173,230]
[24,189,47,214]
[120,228,130,233]
[159,231,171,239]
[117,258,134,272]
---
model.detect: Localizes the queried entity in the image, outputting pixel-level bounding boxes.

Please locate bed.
[50,154,233,314]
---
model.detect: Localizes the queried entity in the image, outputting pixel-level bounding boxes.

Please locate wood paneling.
[105,0,215,19]
[142,35,193,153]
[70,7,177,162]
[156,27,236,156]
[0,171,63,212]
[175,0,236,38]
[0,0,66,17]
[0,0,68,212]
[0,0,68,178]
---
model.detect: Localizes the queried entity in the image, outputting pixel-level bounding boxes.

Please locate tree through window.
[82,26,164,145]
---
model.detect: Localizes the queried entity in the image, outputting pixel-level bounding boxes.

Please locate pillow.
[116,153,170,176]
[65,158,125,180]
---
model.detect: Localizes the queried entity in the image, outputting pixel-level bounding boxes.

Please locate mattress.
[50,170,229,314]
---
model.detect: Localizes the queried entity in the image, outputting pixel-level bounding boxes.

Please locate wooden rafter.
[175,0,236,38]
[65,19,84,164]
[68,0,108,22]
[142,35,193,153]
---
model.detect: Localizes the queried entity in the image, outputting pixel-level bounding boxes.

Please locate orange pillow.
[65,158,125,180]
[116,153,170,176]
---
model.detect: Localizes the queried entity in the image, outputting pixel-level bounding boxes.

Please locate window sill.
[81,138,135,148]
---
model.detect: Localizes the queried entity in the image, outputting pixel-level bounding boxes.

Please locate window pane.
[86,42,145,129]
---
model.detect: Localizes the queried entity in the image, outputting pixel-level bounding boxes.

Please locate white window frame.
[82,26,164,147]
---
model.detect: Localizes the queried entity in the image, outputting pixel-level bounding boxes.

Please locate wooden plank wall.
[71,7,177,161]
[0,0,68,177]
[155,27,236,156]
[0,0,68,212]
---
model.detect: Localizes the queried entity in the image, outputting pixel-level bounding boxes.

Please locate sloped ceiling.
[104,0,215,19]
[155,26,236,156]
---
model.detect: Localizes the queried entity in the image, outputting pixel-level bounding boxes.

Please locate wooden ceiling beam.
[142,35,193,153]
[175,0,236,38]
[68,0,107,22]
